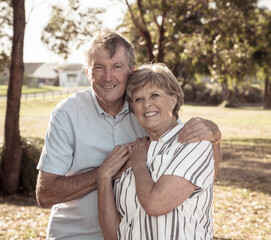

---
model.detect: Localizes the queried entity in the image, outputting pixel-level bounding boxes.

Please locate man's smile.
[102,84,117,89]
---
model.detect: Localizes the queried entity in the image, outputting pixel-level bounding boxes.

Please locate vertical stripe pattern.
[115,124,214,239]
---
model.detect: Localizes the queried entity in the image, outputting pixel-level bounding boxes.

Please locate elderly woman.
[98,63,215,240]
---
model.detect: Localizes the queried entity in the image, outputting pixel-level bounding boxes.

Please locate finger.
[128,143,134,151]
[140,137,148,145]
[113,160,132,180]
[106,145,129,165]
[179,120,209,142]
[179,126,208,141]
[180,132,211,143]
[135,137,142,144]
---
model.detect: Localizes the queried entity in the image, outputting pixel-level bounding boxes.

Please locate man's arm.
[36,169,99,208]
[178,117,222,179]
[211,139,221,179]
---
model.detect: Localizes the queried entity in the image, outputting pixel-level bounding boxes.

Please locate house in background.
[24,63,58,86]
[1,63,89,87]
[58,64,89,87]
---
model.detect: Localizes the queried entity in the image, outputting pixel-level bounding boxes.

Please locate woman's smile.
[132,82,177,140]
[144,111,158,117]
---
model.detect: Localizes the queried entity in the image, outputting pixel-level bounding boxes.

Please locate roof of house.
[24,63,44,75]
[24,62,57,79]
[62,64,84,71]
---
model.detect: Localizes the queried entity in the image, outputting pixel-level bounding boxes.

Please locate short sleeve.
[163,141,214,190]
[37,106,75,176]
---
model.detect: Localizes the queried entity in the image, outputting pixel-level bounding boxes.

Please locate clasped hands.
[98,137,150,181]
[98,117,221,180]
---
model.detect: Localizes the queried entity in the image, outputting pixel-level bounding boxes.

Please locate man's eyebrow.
[113,61,125,65]
[93,62,103,66]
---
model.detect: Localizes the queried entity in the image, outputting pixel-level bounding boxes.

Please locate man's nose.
[104,68,112,82]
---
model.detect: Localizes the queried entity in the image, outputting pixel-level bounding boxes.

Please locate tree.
[200,0,258,105]
[251,7,271,108]
[0,0,25,194]
[41,0,104,60]
[119,0,213,88]
[119,0,268,106]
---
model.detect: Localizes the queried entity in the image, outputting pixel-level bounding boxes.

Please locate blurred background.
[0,0,271,239]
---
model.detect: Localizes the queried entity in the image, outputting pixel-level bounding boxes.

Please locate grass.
[0,85,62,96]
[0,95,271,239]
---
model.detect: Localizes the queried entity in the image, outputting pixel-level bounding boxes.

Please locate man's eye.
[94,66,103,70]
[151,93,159,97]
[115,65,121,69]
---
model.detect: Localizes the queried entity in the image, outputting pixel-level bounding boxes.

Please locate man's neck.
[97,98,125,118]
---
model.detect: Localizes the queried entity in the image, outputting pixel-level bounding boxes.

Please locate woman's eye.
[134,98,142,102]
[151,93,159,97]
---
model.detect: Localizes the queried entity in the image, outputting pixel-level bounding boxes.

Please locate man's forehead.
[91,46,128,64]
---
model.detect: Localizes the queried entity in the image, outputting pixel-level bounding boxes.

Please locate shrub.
[182,82,262,105]
[0,138,43,195]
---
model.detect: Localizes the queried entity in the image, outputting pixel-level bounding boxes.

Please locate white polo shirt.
[37,87,147,240]
[114,124,214,240]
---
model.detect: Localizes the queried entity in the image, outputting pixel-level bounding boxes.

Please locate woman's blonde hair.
[126,63,184,119]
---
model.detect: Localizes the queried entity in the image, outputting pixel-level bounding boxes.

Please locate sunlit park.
[0,0,271,239]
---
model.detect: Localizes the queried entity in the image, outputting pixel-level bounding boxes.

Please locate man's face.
[87,46,132,110]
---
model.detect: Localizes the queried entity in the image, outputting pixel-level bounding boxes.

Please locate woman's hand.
[128,137,150,171]
[98,146,127,240]
[99,145,130,181]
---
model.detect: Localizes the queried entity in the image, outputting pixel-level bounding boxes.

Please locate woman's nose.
[144,99,152,108]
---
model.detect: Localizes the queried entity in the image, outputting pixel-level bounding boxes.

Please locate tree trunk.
[0,0,25,195]
[220,82,238,108]
[263,76,271,109]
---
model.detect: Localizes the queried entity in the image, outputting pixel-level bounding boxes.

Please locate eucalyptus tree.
[119,0,267,105]
[41,0,104,60]
[118,0,212,87]
[251,7,271,108]
[0,0,25,195]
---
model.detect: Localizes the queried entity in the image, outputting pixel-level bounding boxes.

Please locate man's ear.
[85,68,91,84]
[171,94,177,108]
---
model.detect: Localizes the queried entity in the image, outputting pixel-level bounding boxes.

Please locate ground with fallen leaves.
[1,138,270,240]
[0,104,270,239]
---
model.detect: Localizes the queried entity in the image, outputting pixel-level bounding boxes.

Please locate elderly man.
[36,29,221,240]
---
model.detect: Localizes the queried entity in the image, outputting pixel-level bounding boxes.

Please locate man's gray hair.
[83,29,136,70]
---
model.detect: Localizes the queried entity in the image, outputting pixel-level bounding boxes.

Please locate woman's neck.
[148,119,178,141]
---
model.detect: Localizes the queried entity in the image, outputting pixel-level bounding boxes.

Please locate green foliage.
[118,0,270,105]
[0,137,43,194]
[0,0,12,71]
[182,82,262,105]
[41,0,105,60]
[20,138,43,193]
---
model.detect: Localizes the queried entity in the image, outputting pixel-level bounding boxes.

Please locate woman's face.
[131,82,177,139]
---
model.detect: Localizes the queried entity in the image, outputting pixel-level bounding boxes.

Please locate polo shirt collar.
[90,87,129,118]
